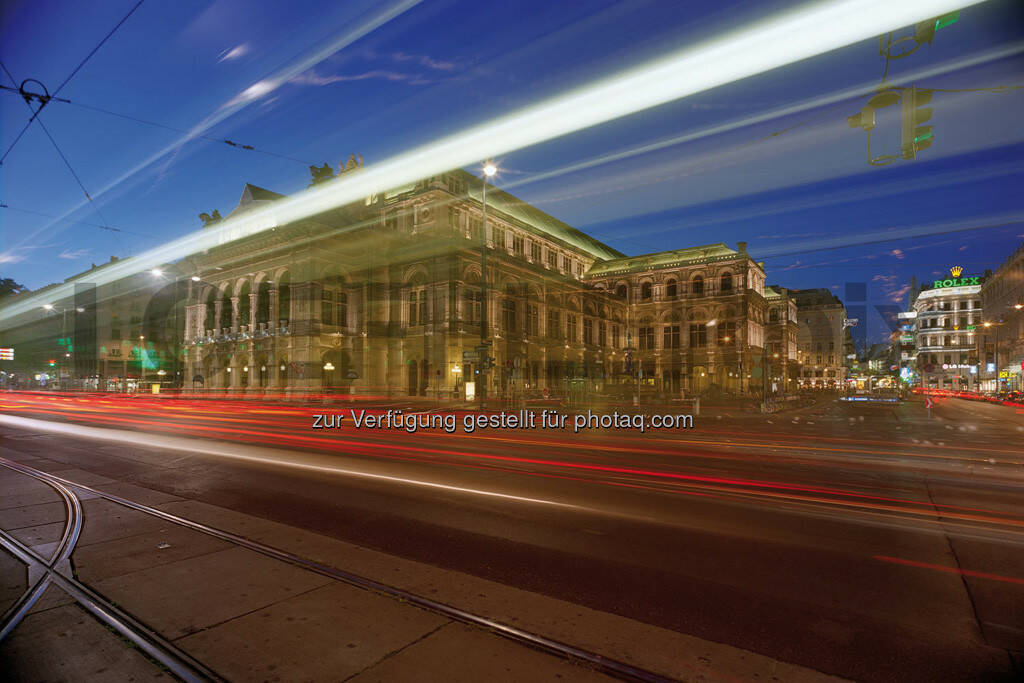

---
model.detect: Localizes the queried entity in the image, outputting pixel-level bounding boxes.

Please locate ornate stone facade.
[177,170,770,398]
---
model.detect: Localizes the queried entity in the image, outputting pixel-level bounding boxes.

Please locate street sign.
[462,351,479,362]
[924,397,933,408]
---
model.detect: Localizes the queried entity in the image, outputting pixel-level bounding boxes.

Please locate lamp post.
[479,160,497,410]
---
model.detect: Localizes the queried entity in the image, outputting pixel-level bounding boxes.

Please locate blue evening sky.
[2,0,1022,345]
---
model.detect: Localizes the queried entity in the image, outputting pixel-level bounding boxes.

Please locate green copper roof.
[584,242,738,277]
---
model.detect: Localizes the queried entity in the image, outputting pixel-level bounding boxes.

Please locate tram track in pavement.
[0,458,220,681]
[0,455,675,683]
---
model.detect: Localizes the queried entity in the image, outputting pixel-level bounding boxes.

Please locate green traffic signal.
[900,86,936,160]
[934,11,959,30]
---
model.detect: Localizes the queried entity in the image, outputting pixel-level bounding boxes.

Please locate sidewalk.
[0,444,849,682]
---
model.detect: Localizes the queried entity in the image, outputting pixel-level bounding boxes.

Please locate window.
[470,218,482,240]
[665,279,677,298]
[616,284,627,299]
[110,315,121,340]
[448,207,460,229]
[548,309,561,339]
[769,308,779,323]
[547,250,557,268]
[464,288,481,323]
[562,255,570,272]
[409,290,427,325]
[663,325,680,349]
[828,341,834,351]
[639,326,655,350]
[720,272,733,292]
[717,321,736,344]
[599,321,607,347]
[493,227,505,249]
[337,292,347,328]
[530,241,541,262]
[514,234,524,256]
[641,282,652,300]
[612,324,620,348]
[566,314,577,342]
[692,275,704,295]
[501,298,517,333]
[527,304,539,335]
[583,318,594,344]
[689,323,707,347]
[322,290,334,325]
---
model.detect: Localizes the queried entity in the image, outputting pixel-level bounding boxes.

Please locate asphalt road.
[1,391,1022,682]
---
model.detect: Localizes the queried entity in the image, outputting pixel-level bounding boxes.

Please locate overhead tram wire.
[2,62,119,247]
[0,1,144,164]
[0,85,317,167]
[51,0,146,96]
[0,204,159,241]
[63,100,318,166]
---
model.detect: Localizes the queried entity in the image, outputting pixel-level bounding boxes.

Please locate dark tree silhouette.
[0,277,26,299]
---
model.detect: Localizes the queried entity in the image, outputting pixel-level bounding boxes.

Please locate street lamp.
[478,159,498,409]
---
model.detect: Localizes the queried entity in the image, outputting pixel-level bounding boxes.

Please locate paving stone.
[74,524,233,582]
[0,602,170,682]
[347,622,614,683]
[0,500,68,531]
[177,581,448,681]
[93,546,331,639]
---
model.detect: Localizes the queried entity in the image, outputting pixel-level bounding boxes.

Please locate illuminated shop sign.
[931,265,983,289]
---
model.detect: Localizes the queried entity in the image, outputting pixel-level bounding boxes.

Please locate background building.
[912,265,985,391]
[793,288,848,389]
[980,243,1024,392]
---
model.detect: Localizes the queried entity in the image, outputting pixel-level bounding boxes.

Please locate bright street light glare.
[42,304,54,310]
[0,0,984,327]
[150,269,163,277]
[191,276,201,282]
[483,162,498,177]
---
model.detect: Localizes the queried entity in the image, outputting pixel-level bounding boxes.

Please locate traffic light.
[847,89,899,131]
[48,359,56,367]
[914,11,960,46]
[901,86,934,159]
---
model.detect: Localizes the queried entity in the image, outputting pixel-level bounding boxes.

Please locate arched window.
[721,272,733,292]
[256,281,271,325]
[666,279,677,298]
[641,282,652,300]
[615,284,627,299]
[692,275,704,296]
[238,281,252,328]
[277,274,291,326]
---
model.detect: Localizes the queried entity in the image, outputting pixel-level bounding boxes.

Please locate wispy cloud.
[0,251,29,264]
[360,49,456,71]
[299,68,430,86]
[887,284,911,303]
[290,68,432,86]
[890,248,904,259]
[387,50,455,71]
[59,248,91,260]
[872,274,898,283]
[218,43,250,63]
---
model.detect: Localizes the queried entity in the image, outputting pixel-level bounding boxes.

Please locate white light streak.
[0,0,986,325]
[0,415,582,509]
